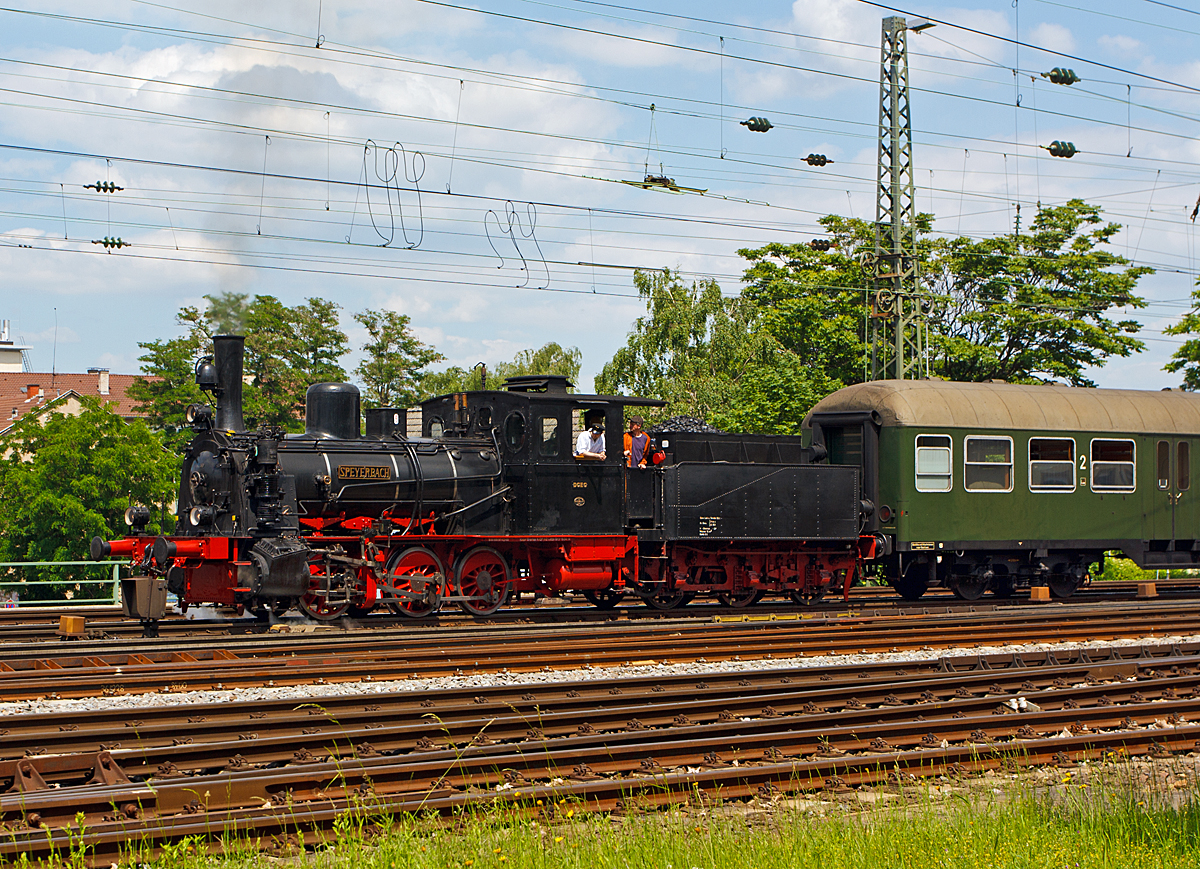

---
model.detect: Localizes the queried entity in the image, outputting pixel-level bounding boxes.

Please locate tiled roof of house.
[0,371,147,428]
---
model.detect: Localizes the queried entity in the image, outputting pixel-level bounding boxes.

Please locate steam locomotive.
[93,336,871,626]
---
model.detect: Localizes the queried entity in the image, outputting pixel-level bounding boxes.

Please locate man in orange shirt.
[624,415,650,468]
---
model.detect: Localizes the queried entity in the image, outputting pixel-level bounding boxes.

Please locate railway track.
[3,641,1198,864]
[1,577,1197,643]
[0,599,1198,701]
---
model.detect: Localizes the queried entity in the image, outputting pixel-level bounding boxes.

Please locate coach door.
[1153,439,1194,549]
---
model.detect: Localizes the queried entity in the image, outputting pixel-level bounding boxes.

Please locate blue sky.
[1,0,1198,391]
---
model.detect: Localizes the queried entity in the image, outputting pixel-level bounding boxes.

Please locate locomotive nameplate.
[337,465,392,481]
[909,541,935,551]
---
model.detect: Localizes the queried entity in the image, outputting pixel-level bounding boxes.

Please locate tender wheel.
[641,590,694,611]
[950,574,988,601]
[789,586,826,606]
[1048,574,1079,599]
[454,546,511,616]
[583,588,623,610]
[718,589,764,608]
[383,547,445,617]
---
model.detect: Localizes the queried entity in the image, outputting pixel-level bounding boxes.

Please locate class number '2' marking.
[1079,456,1087,470]
[572,481,588,488]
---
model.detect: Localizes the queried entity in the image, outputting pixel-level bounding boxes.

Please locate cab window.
[1091,439,1135,492]
[964,436,1013,492]
[503,411,526,450]
[915,435,951,492]
[539,416,559,457]
[1029,438,1075,491]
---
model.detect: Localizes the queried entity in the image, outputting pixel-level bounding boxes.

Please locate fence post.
[112,562,120,606]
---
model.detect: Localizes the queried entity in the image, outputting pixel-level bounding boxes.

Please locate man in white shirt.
[574,411,606,460]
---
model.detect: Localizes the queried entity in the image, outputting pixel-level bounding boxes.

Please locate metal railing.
[0,561,124,607]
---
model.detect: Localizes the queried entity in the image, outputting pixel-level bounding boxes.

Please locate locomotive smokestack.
[213,335,245,432]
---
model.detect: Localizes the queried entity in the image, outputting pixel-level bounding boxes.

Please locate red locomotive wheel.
[298,581,351,620]
[383,547,445,617]
[454,546,511,616]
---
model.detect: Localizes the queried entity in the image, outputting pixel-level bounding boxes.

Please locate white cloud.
[1029,23,1076,55]
[1098,34,1144,56]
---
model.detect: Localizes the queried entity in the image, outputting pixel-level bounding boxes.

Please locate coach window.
[1180,442,1191,491]
[1029,437,1075,491]
[1157,441,1171,490]
[539,416,560,457]
[964,436,1013,492]
[915,435,952,492]
[1091,439,1136,492]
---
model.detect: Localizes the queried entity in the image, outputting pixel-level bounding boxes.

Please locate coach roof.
[804,380,1200,435]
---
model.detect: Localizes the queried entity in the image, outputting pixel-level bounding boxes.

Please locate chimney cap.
[86,367,110,373]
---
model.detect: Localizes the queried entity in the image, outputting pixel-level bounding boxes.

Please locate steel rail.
[1,644,1195,784]
[3,657,1199,865]
[3,602,1200,700]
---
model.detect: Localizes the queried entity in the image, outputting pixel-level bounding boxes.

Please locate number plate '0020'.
[337,465,392,481]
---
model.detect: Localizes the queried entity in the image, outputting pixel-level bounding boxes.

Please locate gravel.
[2,631,1197,718]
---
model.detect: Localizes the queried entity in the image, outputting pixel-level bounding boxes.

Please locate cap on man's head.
[629,415,644,427]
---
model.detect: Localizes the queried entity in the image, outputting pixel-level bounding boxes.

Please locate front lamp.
[124,504,151,531]
[189,505,216,527]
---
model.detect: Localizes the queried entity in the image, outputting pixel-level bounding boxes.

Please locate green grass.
[34,769,1199,869]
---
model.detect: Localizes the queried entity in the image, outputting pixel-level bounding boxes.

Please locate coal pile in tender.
[650,415,722,433]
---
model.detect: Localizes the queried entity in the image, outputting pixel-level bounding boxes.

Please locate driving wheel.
[298,576,351,621]
[383,547,445,617]
[454,546,511,616]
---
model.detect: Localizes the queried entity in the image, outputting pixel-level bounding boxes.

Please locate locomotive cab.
[418,375,665,537]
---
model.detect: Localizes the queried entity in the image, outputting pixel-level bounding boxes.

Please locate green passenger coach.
[804,380,1200,601]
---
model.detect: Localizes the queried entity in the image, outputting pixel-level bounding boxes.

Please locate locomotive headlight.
[189,505,216,527]
[186,403,214,429]
[124,504,151,531]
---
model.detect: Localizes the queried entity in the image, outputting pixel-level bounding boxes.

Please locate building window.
[965,436,1013,492]
[1091,439,1135,492]
[915,434,952,492]
[539,416,559,457]
[1029,437,1075,491]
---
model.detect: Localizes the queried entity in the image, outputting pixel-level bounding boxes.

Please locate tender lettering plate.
[337,465,391,481]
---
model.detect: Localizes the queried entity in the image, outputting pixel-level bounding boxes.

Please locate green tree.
[1163,284,1200,390]
[420,342,583,397]
[0,399,178,598]
[594,268,783,428]
[131,292,350,439]
[926,200,1149,385]
[354,310,445,408]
